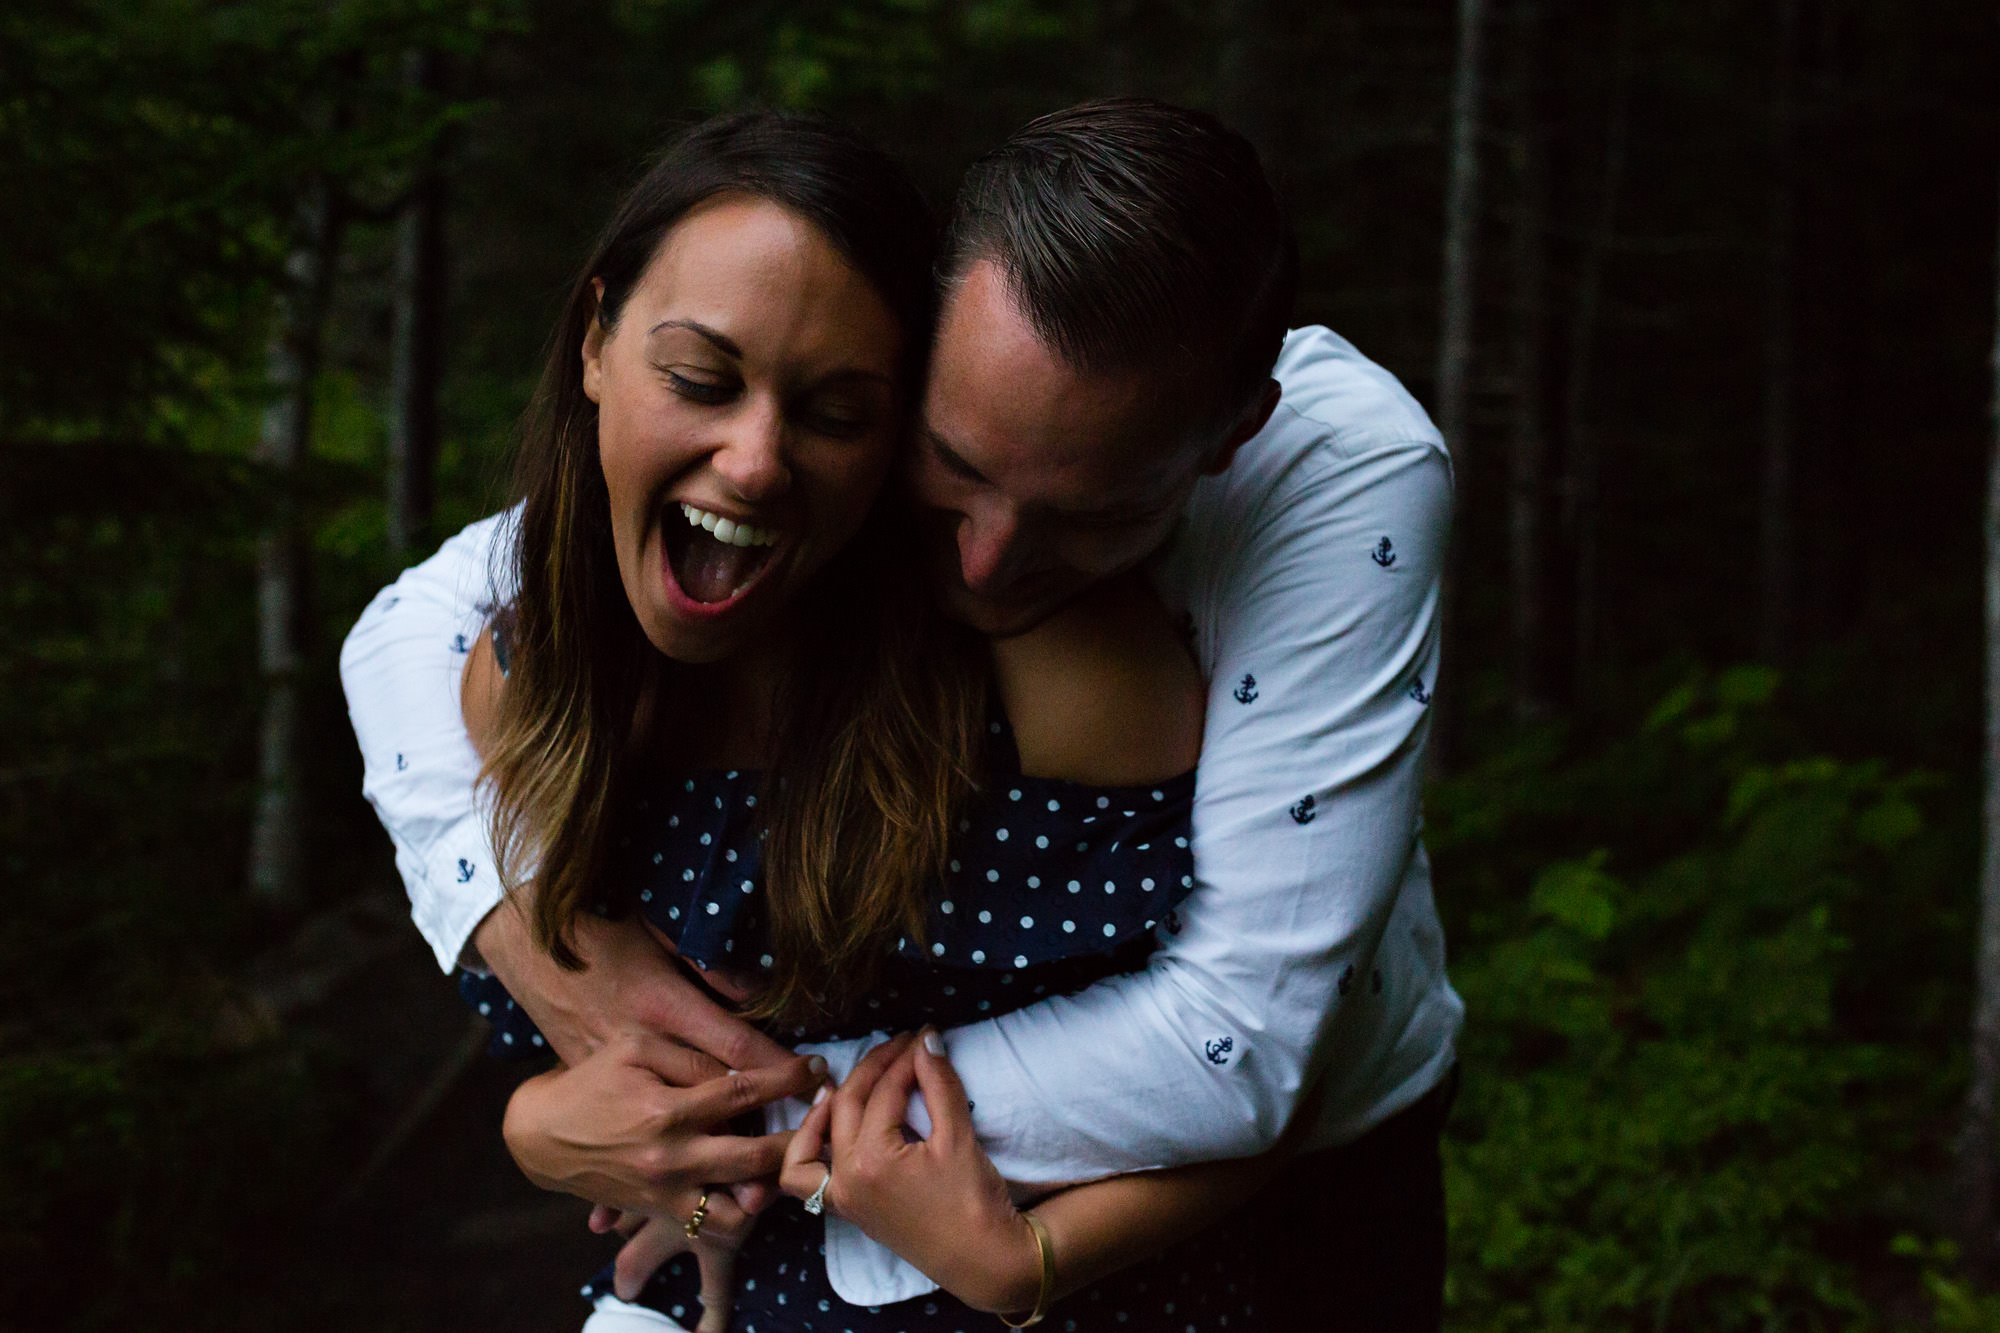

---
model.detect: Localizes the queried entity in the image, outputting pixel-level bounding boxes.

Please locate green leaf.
[1645,679,1701,733]
[1682,712,1737,750]
[1714,664,1780,709]
[1530,854,1620,940]
[1856,796,1922,850]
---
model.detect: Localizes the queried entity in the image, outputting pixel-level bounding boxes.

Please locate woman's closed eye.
[662,366,738,405]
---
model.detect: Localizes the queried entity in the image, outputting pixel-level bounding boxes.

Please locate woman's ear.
[581,277,609,404]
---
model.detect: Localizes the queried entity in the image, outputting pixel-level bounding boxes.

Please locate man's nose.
[957,504,1029,594]
[711,399,790,501]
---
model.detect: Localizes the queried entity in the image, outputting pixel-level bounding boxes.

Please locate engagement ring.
[803,1165,832,1216]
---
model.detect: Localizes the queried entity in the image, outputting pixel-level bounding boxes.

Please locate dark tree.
[386,47,449,561]
[1961,135,2000,1282]
[1757,0,1801,665]
[1435,0,1488,461]
[1561,2,1635,708]
[1507,0,1554,720]
[248,177,344,908]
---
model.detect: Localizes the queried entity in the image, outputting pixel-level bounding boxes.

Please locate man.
[343,99,1461,1328]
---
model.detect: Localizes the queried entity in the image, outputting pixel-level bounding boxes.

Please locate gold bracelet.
[998,1210,1055,1328]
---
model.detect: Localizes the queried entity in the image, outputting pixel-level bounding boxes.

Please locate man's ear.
[580,278,608,404]
[1200,378,1281,477]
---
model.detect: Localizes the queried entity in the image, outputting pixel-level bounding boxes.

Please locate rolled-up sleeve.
[339,510,518,973]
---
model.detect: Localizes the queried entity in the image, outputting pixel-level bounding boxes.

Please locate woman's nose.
[711,399,790,501]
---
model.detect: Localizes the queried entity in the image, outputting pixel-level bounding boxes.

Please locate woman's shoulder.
[461,618,507,758]
[991,571,1204,786]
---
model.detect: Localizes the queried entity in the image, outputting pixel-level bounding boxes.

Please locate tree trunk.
[1958,145,2000,1283]
[1756,0,1800,665]
[386,48,447,562]
[1507,0,1552,722]
[1563,4,1636,710]
[1434,0,1487,459]
[247,178,341,909]
[1428,0,1487,773]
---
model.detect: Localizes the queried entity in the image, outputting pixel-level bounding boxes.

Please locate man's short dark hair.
[941,98,1298,437]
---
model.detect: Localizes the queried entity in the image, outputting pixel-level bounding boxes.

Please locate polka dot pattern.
[459,720,1244,1329]
[583,1196,1262,1332]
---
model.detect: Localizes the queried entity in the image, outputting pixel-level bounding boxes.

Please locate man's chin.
[942,583,1073,639]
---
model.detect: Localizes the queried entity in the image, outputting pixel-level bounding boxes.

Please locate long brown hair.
[483,112,987,1023]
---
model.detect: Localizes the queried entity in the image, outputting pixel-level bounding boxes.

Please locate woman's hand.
[779,1029,1045,1315]
[503,1030,828,1222]
[588,1203,748,1333]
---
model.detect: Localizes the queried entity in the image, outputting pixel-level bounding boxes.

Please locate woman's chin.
[640,601,767,664]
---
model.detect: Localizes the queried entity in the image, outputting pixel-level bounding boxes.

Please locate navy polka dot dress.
[460,720,1262,1332]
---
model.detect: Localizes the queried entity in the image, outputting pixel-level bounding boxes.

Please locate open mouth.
[663,501,782,607]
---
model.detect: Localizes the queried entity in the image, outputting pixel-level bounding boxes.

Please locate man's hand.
[505,1031,829,1220]
[478,899,818,1215]
[472,895,793,1071]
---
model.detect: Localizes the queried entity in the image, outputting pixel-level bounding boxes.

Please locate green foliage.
[1434,671,1960,1330]
[0,0,517,444]
[1,0,1994,1324]
[1889,1237,2000,1332]
[0,1043,344,1325]
[0,2,513,1323]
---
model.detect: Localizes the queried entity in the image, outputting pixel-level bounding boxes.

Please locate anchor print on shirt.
[456,859,476,883]
[450,633,471,654]
[1233,674,1259,705]
[1204,1036,1234,1066]
[395,753,408,772]
[1290,794,1317,824]
[1409,675,1433,706]
[1371,537,1398,568]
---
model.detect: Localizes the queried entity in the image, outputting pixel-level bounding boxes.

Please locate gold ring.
[684,1189,710,1239]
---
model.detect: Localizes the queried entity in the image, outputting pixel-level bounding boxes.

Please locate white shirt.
[339,325,1463,1306]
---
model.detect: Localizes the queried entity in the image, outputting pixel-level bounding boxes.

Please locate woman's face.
[584,195,904,663]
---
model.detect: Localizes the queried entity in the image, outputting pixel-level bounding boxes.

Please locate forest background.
[5,0,1999,1328]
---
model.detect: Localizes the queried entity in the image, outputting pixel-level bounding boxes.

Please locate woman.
[459,111,1274,1332]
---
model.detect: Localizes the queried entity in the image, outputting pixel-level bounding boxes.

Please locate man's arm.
[340,510,513,973]
[338,511,795,1071]
[804,431,1458,1183]
[782,1030,1291,1317]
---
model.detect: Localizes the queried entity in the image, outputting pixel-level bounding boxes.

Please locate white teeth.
[677,502,779,548]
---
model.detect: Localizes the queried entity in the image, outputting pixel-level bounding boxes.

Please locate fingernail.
[922,1029,946,1058]
[807,1054,829,1081]
[812,1083,830,1106]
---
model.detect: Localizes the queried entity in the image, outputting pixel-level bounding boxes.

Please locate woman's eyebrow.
[649,318,741,358]
[649,320,891,388]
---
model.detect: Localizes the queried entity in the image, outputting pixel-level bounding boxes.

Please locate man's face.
[914,260,1210,637]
